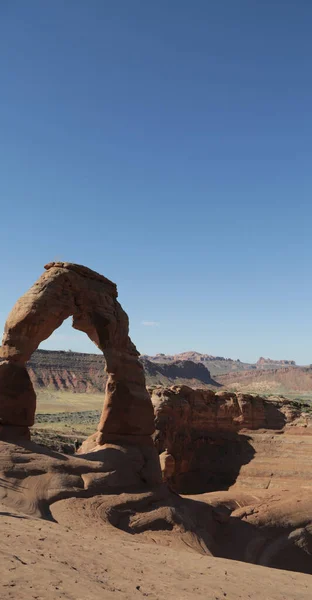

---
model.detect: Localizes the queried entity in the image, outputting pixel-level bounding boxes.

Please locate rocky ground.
[2,264,311,599]
[2,387,312,598]
[2,503,311,600]
[0,434,312,599]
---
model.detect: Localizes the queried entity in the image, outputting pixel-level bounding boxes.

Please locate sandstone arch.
[0,262,155,445]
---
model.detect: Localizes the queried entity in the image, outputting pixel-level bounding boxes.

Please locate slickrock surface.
[1,435,312,580]
[1,502,311,600]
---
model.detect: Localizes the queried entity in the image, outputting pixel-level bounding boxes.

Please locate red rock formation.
[152,386,268,436]
[0,262,155,447]
[257,357,296,366]
[151,385,312,493]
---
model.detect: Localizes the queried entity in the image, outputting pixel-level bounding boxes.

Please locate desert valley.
[3,1,312,596]
[0,262,311,600]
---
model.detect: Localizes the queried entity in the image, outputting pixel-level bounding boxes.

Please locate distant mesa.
[257,357,296,366]
[141,351,240,363]
[25,350,219,393]
[140,351,254,377]
[24,350,304,394]
[141,357,220,387]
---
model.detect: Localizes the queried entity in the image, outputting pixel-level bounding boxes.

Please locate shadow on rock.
[172,432,256,494]
[216,511,312,575]
[264,402,287,430]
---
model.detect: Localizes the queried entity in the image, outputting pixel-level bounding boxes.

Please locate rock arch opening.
[0,262,155,447]
[29,316,105,398]
[38,315,102,355]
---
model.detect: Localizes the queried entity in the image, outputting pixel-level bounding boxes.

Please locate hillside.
[27,350,218,392]
[141,351,253,375]
[26,350,312,401]
[257,356,296,366]
[217,365,312,400]
[28,350,105,392]
[141,351,300,375]
[141,357,219,387]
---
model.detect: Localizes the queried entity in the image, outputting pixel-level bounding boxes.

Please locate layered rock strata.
[151,386,312,492]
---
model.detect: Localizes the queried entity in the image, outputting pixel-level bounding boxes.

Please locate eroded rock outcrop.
[0,262,155,450]
[1,265,312,577]
[152,386,312,493]
[152,386,269,440]
[1,437,311,574]
[257,357,296,366]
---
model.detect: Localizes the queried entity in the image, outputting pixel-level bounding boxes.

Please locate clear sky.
[1,1,311,364]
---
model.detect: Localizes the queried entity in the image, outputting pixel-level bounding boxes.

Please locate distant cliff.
[27,350,218,392]
[141,352,300,376]
[141,358,219,387]
[26,350,306,397]
[141,351,240,363]
[140,351,253,375]
[257,357,296,366]
[151,385,312,493]
[217,365,312,396]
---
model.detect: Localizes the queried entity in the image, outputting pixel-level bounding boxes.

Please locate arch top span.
[44,261,118,291]
[0,263,155,447]
[1,262,120,363]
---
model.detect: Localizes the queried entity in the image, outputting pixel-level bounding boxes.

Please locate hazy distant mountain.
[141,352,300,376]
[217,366,312,400]
[257,357,296,366]
[140,351,253,376]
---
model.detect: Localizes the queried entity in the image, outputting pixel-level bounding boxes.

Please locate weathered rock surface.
[0,439,163,517]
[0,439,215,556]
[0,361,36,428]
[2,504,311,600]
[0,262,155,450]
[186,488,312,574]
[1,265,312,582]
[152,385,283,439]
[1,437,312,575]
[152,386,312,493]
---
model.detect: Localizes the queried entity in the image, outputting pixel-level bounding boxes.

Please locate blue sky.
[1,1,312,364]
